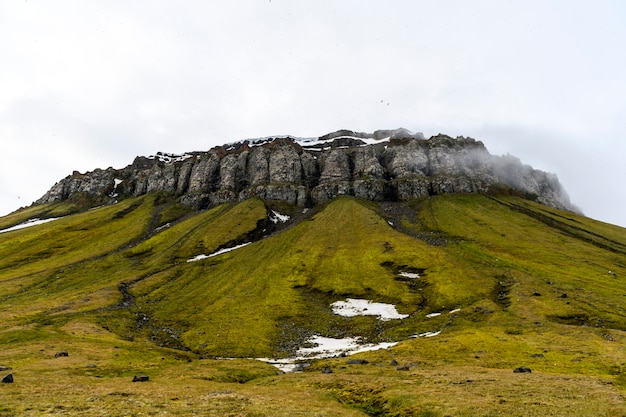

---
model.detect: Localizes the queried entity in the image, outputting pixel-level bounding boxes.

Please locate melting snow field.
[300,336,398,358]
[256,335,398,372]
[256,299,447,372]
[0,218,59,234]
[331,298,409,321]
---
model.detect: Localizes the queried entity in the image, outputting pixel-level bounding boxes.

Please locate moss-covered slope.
[0,194,624,416]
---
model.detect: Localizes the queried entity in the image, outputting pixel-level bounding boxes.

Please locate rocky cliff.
[36,129,577,212]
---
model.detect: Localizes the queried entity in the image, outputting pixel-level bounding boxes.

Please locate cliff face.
[36,129,577,212]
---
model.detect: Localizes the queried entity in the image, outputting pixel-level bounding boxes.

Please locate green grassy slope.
[0,193,624,416]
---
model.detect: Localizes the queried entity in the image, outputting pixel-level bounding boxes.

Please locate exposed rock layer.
[36,130,577,212]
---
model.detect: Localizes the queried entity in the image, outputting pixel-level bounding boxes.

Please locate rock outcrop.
[36,129,578,212]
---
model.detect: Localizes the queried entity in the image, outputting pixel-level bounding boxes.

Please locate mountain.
[0,131,624,416]
[35,129,578,213]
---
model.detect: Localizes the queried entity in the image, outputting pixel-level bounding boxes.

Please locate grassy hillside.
[0,194,624,416]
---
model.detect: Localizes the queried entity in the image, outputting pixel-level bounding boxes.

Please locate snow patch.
[398,271,420,279]
[187,242,250,262]
[425,312,442,318]
[256,335,397,372]
[0,217,59,234]
[298,335,397,358]
[155,223,171,232]
[269,210,290,223]
[331,298,408,321]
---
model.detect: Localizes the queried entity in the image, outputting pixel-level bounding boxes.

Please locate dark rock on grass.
[513,366,532,373]
[0,366,12,371]
[390,359,399,366]
[396,365,412,371]
[321,367,333,374]
[54,351,69,358]
[347,359,369,365]
[560,293,568,298]
[1,374,13,383]
[132,375,149,382]
[532,292,541,296]
[530,353,545,358]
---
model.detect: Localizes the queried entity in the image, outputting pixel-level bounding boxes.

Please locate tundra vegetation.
[0,193,624,416]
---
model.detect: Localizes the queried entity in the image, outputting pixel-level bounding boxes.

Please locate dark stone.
[86,364,97,368]
[1,374,13,383]
[396,365,411,371]
[54,351,69,358]
[390,359,399,366]
[132,375,149,382]
[513,366,532,373]
[532,292,541,296]
[347,359,369,365]
[321,367,333,374]
[560,293,568,298]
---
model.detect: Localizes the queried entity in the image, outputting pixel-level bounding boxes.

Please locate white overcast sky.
[1,1,625,227]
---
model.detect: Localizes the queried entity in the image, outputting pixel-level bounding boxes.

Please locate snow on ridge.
[295,135,390,149]
[187,242,251,262]
[225,135,315,150]
[147,152,194,163]
[412,330,441,338]
[0,217,60,234]
[224,134,392,151]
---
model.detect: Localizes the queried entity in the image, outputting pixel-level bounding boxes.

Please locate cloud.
[1,1,625,227]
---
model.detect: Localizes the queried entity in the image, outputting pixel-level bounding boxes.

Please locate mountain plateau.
[35,129,578,213]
